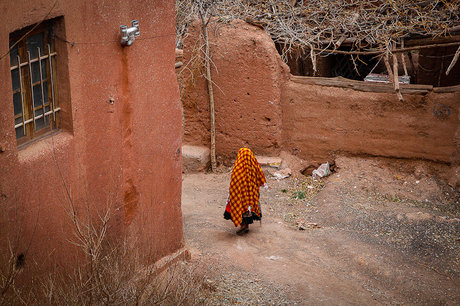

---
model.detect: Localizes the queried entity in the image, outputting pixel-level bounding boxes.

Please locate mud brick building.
[180,20,460,185]
[0,0,184,277]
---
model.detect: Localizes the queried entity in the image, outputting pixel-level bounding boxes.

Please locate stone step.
[182,145,210,173]
[255,156,282,169]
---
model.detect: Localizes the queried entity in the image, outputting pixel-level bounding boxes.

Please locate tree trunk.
[200,14,217,172]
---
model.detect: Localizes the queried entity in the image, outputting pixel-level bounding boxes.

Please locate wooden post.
[400,40,408,76]
[200,11,217,172]
[383,51,394,81]
[408,52,417,82]
[446,46,460,76]
[384,50,403,102]
[392,53,403,101]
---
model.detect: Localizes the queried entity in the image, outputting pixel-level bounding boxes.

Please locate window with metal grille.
[9,21,60,145]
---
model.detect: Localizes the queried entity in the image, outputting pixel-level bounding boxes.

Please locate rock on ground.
[182,145,210,173]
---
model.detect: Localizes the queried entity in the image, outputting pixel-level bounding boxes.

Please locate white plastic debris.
[312,162,331,179]
[273,168,292,180]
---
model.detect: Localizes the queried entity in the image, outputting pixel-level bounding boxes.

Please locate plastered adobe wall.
[0,0,183,278]
[282,78,459,163]
[180,20,460,179]
[180,19,289,162]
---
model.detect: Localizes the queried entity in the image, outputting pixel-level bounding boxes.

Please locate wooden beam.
[433,85,460,93]
[277,38,460,56]
[404,35,460,47]
[290,76,433,94]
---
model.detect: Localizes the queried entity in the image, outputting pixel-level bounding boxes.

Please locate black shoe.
[236,227,249,235]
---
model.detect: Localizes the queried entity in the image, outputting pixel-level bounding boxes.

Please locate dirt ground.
[182,156,459,305]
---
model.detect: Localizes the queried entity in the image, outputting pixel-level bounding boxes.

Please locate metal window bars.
[10,44,59,135]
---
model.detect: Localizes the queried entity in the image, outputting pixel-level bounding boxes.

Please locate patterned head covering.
[227,148,266,226]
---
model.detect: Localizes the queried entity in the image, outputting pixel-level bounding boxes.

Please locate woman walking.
[224,148,267,235]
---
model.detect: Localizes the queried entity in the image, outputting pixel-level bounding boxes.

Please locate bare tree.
[177,0,460,100]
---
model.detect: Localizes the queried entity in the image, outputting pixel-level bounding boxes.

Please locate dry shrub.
[1,212,209,305]
[0,140,209,305]
[1,198,209,305]
[40,250,209,305]
[0,245,28,305]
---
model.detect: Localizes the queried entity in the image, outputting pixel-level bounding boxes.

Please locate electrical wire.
[417,62,437,72]
[0,0,59,61]
[55,33,176,46]
[1,0,175,60]
[419,53,457,58]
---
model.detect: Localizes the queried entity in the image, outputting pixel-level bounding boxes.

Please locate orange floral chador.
[224,148,266,227]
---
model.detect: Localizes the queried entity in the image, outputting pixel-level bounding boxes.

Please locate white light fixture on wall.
[120,20,140,46]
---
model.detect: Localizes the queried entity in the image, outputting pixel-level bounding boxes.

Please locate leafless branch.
[177,0,460,59]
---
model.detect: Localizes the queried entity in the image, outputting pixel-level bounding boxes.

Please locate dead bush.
[0,149,210,305]
[1,201,209,305]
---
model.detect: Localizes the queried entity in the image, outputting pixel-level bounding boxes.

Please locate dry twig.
[176,0,460,98]
[177,0,460,59]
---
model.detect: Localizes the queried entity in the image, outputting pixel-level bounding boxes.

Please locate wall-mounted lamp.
[120,20,140,46]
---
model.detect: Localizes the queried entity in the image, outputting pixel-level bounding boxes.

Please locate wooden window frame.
[9,20,60,147]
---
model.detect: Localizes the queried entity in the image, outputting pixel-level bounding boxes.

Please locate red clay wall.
[180,20,460,181]
[180,19,289,161]
[282,78,459,163]
[0,0,183,277]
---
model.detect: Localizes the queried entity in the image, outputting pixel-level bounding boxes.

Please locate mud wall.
[180,20,460,177]
[0,0,183,277]
[282,77,459,163]
[180,19,288,161]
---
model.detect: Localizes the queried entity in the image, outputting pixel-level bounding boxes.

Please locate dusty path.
[182,157,459,305]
